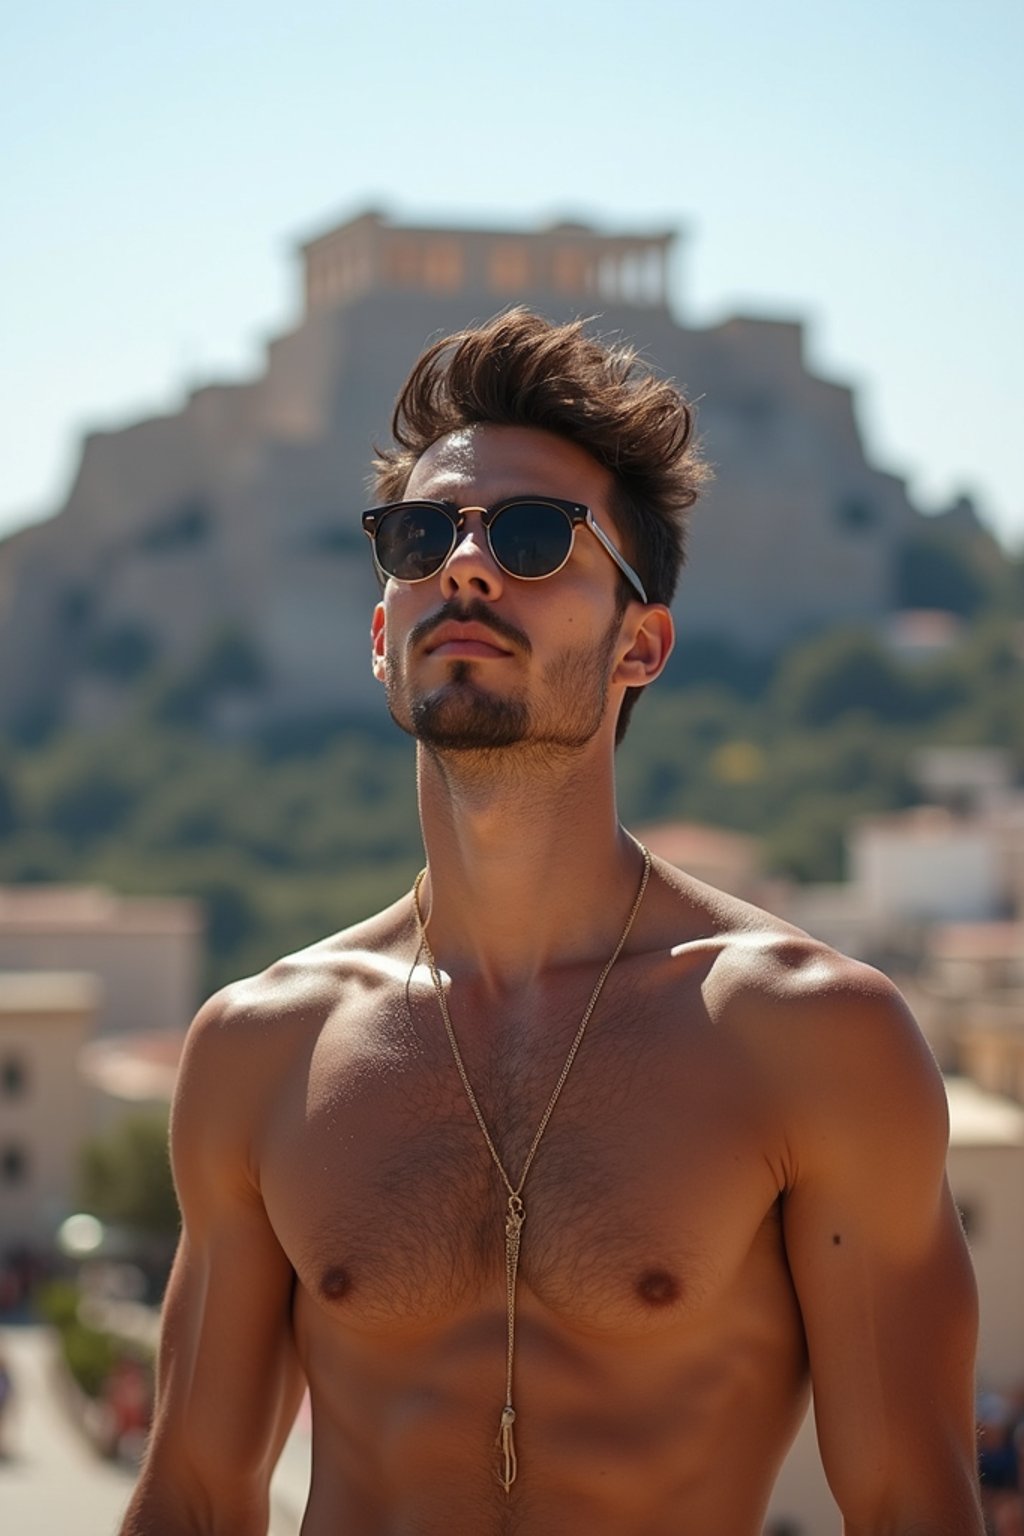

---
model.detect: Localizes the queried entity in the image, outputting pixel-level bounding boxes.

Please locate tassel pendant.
[412,843,652,1494]
[497,1193,525,1492]
[505,1195,524,1269]
[498,1403,517,1492]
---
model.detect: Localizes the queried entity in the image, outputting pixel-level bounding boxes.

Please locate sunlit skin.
[122,426,982,1535]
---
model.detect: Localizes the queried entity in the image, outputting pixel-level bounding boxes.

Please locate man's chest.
[259,983,786,1335]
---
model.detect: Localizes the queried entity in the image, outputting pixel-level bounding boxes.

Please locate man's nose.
[439,511,505,601]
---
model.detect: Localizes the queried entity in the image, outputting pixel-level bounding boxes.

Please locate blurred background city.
[1,2,1021,1533]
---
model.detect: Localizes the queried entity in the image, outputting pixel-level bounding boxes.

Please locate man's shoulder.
[710,919,894,1020]
[661,871,941,1103]
[659,866,905,1024]
[689,907,946,1159]
[185,894,415,1054]
[171,894,417,1149]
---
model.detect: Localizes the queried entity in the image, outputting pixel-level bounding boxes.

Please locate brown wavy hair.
[372,307,709,740]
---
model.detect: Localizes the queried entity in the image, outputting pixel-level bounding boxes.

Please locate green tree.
[87,622,160,682]
[78,1110,179,1238]
[49,766,137,845]
[761,795,850,883]
[151,627,267,726]
[771,629,914,728]
[894,532,989,616]
[0,761,18,839]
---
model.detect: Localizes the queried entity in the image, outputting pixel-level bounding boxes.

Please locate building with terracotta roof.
[639,820,770,905]
[0,885,201,1038]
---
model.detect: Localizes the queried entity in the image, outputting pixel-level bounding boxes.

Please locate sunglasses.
[361,497,647,603]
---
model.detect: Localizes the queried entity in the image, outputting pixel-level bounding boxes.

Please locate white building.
[849,806,1006,927]
[0,885,201,1254]
[912,746,1014,813]
[766,1077,1024,1535]
[0,971,99,1249]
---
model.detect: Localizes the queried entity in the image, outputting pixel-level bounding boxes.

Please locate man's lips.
[424,623,515,658]
[409,601,531,659]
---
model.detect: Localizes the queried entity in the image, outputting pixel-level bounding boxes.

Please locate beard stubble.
[385,609,623,757]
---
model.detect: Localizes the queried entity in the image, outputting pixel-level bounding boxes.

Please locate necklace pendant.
[411,843,652,1495]
[505,1194,525,1240]
[497,1403,518,1492]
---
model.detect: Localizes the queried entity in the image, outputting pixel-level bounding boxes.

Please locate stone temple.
[0,209,953,736]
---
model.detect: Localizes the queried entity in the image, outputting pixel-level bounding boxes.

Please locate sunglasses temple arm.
[587,518,648,604]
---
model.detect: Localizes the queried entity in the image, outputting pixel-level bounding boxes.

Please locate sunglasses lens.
[490,501,573,578]
[374,504,454,580]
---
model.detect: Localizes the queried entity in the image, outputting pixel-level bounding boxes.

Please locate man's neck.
[415,740,644,995]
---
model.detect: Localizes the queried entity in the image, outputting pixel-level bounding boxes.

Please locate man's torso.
[237,874,825,1534]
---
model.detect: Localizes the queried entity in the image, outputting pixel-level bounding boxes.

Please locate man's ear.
[613,604,674,690]
[371,602,387,683]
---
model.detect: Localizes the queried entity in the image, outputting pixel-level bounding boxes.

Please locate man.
[122,309,981,1534]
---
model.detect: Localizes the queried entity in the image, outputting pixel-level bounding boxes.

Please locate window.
[1,1144,28,1185]
[1,1055,28,1097]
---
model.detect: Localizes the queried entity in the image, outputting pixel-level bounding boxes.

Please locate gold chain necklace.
[411,841,651,1493]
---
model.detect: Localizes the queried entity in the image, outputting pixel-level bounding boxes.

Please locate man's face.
[370,424,635,756]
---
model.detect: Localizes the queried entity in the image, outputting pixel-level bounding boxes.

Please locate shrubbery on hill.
[0,601,1021,991]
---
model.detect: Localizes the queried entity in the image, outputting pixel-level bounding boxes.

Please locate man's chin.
[407,687,530,751]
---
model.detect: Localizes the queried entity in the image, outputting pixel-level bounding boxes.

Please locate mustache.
[408,598,532,657]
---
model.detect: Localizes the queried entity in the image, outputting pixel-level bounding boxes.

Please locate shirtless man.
[122,310,982,1535]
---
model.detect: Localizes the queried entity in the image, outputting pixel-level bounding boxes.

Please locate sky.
[3,0,1021,548]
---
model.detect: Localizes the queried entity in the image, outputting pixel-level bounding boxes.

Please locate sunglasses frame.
[361,496,648,603]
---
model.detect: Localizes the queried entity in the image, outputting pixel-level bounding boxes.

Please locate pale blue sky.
[3,0,1021,546]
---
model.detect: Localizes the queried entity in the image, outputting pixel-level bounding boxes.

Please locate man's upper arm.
[123,984,304,1533]
[778,964,982,1534]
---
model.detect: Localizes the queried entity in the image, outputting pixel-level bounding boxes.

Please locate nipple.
[636,1268,680,1307]
[320,1265,353,1301]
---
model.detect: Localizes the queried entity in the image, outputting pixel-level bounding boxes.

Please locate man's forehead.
[407,428,481,490]
[404,423,614,506]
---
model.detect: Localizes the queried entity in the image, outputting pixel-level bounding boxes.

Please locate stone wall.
[0,214,940,736]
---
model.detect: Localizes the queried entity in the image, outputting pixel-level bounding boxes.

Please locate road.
[0,1324,135,1534]
[0,1325,311,1535]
